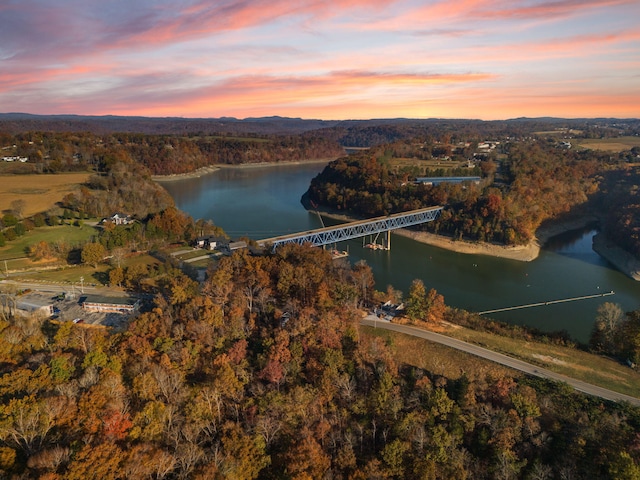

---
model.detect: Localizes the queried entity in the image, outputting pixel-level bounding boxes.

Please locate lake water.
[161,162,640,343]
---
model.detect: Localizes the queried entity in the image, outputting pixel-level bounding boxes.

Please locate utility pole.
[80,277,84,294]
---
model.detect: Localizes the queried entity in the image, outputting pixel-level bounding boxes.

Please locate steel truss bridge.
[258,206,443,251]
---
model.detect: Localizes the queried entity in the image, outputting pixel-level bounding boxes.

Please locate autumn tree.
[406,279,428,321]
[590,302,625,355]
[10,199,26,219]
[81,242,107,268]
[28,241,55,261]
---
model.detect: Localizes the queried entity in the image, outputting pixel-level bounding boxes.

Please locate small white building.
[195,235,219,250]
[15,295,54,318]
[227,241,248,253]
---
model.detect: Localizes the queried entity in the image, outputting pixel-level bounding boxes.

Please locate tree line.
[1,131,344,176]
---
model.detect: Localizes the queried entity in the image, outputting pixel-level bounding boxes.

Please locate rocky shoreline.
[393,229,540,261]
[592,233,640,281]
[152,166,220,182]
[152,159,333,182]
[319,208,640,279]
[316,208,607,263]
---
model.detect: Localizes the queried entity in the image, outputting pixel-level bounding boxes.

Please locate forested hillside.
[306,140,624,246]
[1,245,639,479]
[597,166,640,257]
[0,131,344,176]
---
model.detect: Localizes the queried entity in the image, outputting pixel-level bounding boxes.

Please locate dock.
[477,291,615,315]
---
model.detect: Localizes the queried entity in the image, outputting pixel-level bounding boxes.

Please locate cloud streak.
[0,0,638,119]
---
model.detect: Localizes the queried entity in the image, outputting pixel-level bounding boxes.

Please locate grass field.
[0,224,98,261]
[363,326,518,382]
[446,325,640,397]
[387,157,469,173]
[0,172,91,217]
[574,136,640,153]
[369,321,640,398]
[188,135,271,143]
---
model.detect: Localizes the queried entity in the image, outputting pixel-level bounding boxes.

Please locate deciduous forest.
[1,117,640,478]
[1,245,639,479]
[306,140,637,247]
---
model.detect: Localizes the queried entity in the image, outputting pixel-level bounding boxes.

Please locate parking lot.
[13,291,136,329]
[53,294,134,328]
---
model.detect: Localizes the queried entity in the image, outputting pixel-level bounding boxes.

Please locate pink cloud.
[469,0,635,20]
[469,29,640,63]
[0,0,398,64]
[424,0,637,21]
[358,0,637,33]
[3,68,493,118]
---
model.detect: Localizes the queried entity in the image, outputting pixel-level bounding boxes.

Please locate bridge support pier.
[385,230,391,250]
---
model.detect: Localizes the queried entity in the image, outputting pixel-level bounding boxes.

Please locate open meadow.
[574,136,640,152]
[0,224,98,262]
[364,322,640,399]
[0,172,91,217]
[387,157,469,174]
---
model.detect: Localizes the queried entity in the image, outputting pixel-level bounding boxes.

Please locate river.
[161,162,640,343]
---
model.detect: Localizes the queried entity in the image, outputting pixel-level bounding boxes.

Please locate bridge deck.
[258,206,443,250]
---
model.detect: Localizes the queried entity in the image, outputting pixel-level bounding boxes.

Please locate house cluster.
[375,301,405,320]
[2,156,28,162]
[194,235,248,254]
[100,213,133,226]
[476,141,499,153]
[194,235,220,250]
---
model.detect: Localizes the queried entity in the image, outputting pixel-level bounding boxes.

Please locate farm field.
[0,172,91,217]
[574,136,640,152]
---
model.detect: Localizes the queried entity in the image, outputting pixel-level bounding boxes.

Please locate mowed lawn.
[0,224,98,261]
[0,172,91,217]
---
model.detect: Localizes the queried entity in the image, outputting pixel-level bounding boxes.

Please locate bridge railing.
[258,206,443,251]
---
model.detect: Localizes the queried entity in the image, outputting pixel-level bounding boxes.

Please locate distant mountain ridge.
[0,112,637,138]
[0,113,342,135]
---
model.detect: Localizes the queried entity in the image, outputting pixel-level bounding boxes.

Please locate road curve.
[361,316,640,407]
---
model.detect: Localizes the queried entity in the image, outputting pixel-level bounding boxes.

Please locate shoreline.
[316,208,601,263]
[154,162,640,279]
[152,165,220,182]
[592,233,640,281]
[152,158,333,182]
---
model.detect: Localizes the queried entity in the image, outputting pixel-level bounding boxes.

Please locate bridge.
[258,206,443,251]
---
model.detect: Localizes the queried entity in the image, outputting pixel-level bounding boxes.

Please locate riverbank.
[316,207,601,262]
[152,158,333,182]
[394,229,540,261]
[152,166,220,182]
[592,233,640,281]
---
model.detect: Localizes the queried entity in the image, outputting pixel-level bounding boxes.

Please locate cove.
[160,163,640,343]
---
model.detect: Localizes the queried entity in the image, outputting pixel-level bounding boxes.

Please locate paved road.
[361,316,640,407]
[0,280,131,297]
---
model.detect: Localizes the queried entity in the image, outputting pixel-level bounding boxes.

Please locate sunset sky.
[1,0,639,120]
